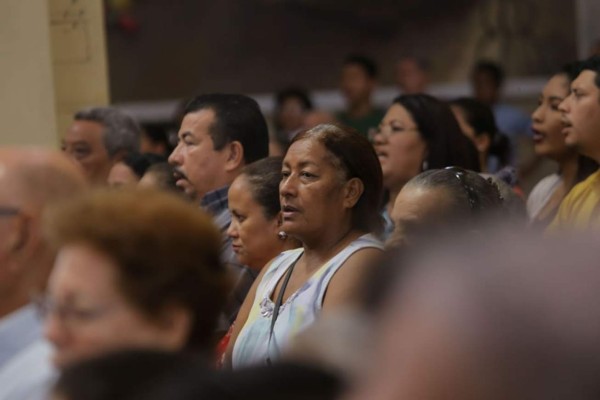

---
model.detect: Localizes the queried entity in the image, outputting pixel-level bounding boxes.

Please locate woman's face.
[44,243,182,368]
[280,138,353,241]
[374,104,427,191]
[227,175,282,270]
[531,74,573,160]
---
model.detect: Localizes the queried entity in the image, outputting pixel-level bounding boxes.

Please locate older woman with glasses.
[372,94,480,239]
[40,189,229,368]
[387,167,505,248]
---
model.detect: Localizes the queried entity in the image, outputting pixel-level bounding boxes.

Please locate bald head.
[0,148,87,317]
[350,229,600,400]
[0,148,87,212]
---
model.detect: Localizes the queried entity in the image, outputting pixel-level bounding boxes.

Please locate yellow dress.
[547,170,600,232]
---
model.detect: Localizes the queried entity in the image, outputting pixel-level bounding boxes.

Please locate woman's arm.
[223,261,272,368]
[321,247,383,313]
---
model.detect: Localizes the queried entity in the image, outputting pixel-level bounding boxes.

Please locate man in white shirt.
[0,149,86,400]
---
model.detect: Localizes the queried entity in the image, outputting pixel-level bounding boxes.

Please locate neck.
[300,223,361,271]
[386,184,404,216]
[348,99,372,118]
[557,154,579,191]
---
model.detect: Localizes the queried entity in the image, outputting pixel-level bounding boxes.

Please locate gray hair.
[74,107,141,158]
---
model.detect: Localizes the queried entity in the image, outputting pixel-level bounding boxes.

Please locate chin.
[564,136,578,148]
[533,144,549,157]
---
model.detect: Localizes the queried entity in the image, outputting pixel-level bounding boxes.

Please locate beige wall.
[50,0,110,140]
[0,0,109,147]
[0,1,57,146]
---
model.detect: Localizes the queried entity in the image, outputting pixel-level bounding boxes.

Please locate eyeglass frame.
[368,124,420,141]
[0,207,20,217]
[33,293,119,329]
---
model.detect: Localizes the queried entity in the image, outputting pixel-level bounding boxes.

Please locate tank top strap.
[255,248,305,302]
[311,233,383,308]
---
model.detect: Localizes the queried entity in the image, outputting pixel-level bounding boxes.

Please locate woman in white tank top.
[225,124,385,368]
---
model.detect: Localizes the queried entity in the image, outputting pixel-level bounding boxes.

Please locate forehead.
[50,243,119,298]
[284,138,333,166]
[572,70,599,90]
[0,162,18,203]
[179,108,216,137]
[229,175,252,199]
[398,59,419,70]
[281,97,304,109]
[342,64,369,78]
[383,104,416,124]
[544,74,569,94]
[65,120,105,143]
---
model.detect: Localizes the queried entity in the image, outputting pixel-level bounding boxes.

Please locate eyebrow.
[179,131,197,141]
[384,119,405,125]
[282,160,319,169]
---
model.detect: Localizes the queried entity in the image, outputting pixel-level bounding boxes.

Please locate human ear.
[225,141,244,172]
[3,213,32,274]
[6,213,31,255]
[343,177,364,208]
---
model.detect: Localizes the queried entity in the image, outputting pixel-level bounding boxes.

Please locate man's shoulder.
[549,171,600,230]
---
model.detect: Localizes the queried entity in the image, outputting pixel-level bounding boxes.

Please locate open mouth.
[282,204,300,219]
[532,129,545,143]
[375,149,388,159]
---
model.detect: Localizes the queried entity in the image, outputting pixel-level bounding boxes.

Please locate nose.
[227,218,239,239]
[531,103,544,123]
[280,174,297,198]
[558,94,571,114]
[372,130,388,147]
[43,311,68,349]
[168,143,182,166]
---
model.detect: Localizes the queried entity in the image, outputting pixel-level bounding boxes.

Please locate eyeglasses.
[368,125,419,141]
[33,294,117,329]
[444,166,480,211]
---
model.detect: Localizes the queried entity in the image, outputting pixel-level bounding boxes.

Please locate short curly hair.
[43,189,230,352]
